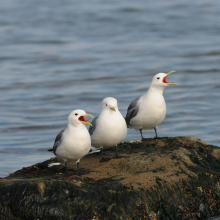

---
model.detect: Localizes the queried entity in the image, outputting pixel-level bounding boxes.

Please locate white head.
[101,97,118,112]
[67,109,93,127]
[150,71,178,89]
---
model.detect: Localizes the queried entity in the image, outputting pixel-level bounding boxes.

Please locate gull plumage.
[125,71,178,140]
[48,109,93,174]
[89,97,127,161]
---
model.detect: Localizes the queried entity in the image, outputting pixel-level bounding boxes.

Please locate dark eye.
[157,77,160,80]
[75,113,78,116]
[106,104,108,106]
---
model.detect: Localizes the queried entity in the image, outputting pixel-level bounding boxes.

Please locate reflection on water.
[0,0,220,178]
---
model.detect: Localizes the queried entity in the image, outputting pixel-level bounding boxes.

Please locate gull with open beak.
[89,97,127,161]
[125,71,178,140]
[48,109,93,174]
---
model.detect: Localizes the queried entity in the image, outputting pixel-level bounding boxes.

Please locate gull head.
[101,97,118,112]
[68,109,93,127]
[151,71,178,88]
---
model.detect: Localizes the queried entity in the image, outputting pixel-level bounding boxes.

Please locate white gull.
[125,71,178,140]
[48,109,93,174]
[89,97,127,161]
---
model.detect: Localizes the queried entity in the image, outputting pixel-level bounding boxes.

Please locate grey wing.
[51,129,65,155]
[89,116,98,136]
[125,97,140,126]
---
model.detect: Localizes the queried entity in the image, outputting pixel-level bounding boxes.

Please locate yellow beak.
[83,113,94,118]
[165,70,178,85]
[81,121,93,126]
[110,107,116,112]
[166,70,175,77]
[81,113,94,126]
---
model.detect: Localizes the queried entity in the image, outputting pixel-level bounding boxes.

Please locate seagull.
[89,97,127,161]
[48,109,93,174]
[125,71,178,140]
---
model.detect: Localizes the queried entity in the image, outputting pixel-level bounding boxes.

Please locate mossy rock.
[1,136,220,220]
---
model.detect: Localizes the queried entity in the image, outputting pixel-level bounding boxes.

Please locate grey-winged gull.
[48,109,93,174]
[89,97,127,161]
[125,71,178,140]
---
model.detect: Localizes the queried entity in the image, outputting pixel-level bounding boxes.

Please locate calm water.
[0,0,220,179]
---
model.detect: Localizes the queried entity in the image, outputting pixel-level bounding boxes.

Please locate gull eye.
[157,77,160,80]
[106,104,108,106]
[75,113,78,116]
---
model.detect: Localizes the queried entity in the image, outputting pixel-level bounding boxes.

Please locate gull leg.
[100,147,108,162]
[115,145,120,158]
[64,160,69,174]
[140,129,144,140]
[154,127,168,139]
[140,129,150,141]
[154,127,158,138]
[76,160,80,175]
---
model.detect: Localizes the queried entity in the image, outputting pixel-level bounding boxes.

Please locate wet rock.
[1,136,220,220]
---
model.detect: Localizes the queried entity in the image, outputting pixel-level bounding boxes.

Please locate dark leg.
[100,147,108,162]
[115,145,120,158]
[65,161,68,174]
[140,129,144,140]
[154,127,158,138]
[76,161,80,175]
[140,129,150,141]
[154,127,168,139]
[101,147,105,159]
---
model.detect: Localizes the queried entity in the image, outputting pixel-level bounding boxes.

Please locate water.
[0,0,220,179]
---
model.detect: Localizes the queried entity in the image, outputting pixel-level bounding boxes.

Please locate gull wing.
[89,116,99,136]
[125,97,140,127]
[48,129,65,155]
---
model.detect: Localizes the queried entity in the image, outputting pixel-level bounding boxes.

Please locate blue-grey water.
[0,0,220,185]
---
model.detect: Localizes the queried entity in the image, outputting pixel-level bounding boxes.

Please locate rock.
[1,136,220,220]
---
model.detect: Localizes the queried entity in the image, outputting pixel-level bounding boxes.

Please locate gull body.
[48,109,93,173]
[125,71,177,140]
[89,97,127,160]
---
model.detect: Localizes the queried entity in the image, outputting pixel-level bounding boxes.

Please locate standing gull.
[48,109,93,174]
[125,71,178,140]
[89,97,127,161]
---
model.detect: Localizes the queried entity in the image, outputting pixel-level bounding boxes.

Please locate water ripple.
[0,0,220,179]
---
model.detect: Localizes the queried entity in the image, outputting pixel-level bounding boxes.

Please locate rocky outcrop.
[1,137,220,220]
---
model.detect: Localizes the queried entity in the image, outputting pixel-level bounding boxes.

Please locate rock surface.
[1,136,220,220]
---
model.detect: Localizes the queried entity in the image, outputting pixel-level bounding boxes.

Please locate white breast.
[56,126,91,162]
[130,92,166,130]
[91,111,127,148]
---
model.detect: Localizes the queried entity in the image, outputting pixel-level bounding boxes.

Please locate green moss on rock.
[1,136,220,220]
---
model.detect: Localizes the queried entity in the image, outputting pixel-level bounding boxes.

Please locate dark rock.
[1,136,220,220]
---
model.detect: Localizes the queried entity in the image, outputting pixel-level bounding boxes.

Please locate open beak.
[79,113,94,126]
[162,71,178,85]
[110,106,116,112]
